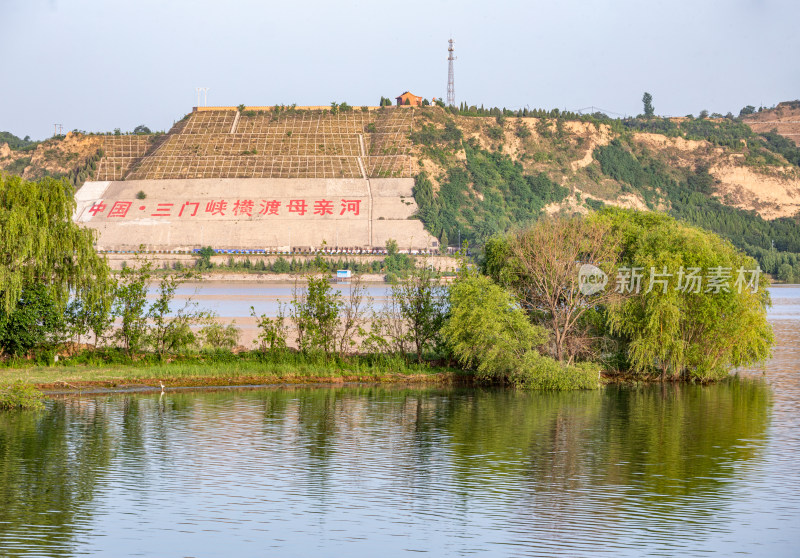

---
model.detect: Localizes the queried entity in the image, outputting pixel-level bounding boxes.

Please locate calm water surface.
[163,281,394,319]
[1,287,799,557]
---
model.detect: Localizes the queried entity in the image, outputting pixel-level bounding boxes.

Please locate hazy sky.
[1,0,797,140]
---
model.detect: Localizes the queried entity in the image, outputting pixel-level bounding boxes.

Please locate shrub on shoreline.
[0,381,45,411]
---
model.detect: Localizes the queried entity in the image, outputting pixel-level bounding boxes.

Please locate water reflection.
[0,379,776,556]
[0,400,114,556]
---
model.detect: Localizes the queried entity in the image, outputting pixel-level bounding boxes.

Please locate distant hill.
[0,132,105,186]
[2,104,799,280]
[0,131,39,151]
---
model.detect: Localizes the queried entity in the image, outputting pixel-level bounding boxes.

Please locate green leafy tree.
[200,321,241,351]
[0,175,110,314]
[501,215,621,363]
[290,274,341,357]
[642,92,654,118]
[439,229,449,254]
[391,264,447,363]
[591,209,773,380]
[777,263,794,282]
[196,246,215,270]
[66,277,116,347]
[0,284,65,357]
[251,305,288,352]
[147,270,208,356]
[112,258,152,355]
[442,270,599,390]
[739,105,756,117]
[443,273,547,381]
[0,175,110,353]
[336,276,371,356]
[272,256,290,273]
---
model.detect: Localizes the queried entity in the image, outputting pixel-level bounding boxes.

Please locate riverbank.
[0,351,466,394]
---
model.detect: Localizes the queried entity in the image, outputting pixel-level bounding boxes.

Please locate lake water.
[166,280,394,318]
[0,286,799,556]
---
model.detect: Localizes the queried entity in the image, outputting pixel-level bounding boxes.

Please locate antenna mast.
[195,87,209,107]
[447,38,456,107]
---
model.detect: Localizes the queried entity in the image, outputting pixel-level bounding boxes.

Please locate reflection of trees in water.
[592,379,771,497]
[445,389,603,487]
[286,386,448,461]
[0,381,772,554]
[272,386,453,504]
[0,400,114,554]
[0,393,202,556]
[295,389,340,462]
[441,379,771,542]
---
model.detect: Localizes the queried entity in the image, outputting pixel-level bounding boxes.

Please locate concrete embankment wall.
[75,177,436,251]
[102,253,459,272]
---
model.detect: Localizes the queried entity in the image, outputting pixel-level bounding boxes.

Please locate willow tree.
[590,209,773,381]
[0,175,110,347]
[483,209,773,382]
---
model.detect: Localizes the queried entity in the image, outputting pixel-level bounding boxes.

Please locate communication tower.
[447,39,456,107]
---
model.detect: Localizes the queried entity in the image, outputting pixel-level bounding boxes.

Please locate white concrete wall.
[75,178,435,250]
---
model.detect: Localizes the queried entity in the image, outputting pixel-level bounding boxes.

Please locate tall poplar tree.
[642,92,655,118]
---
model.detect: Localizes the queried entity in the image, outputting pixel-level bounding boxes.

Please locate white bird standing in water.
[160,381,166,392]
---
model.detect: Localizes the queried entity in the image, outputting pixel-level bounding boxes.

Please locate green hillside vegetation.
[414,142,569,244]
[593,139,800,280]
[0,132,40,152]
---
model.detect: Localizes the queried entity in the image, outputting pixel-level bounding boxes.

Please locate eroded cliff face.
[743,100,800,146]
[0,132,102,181]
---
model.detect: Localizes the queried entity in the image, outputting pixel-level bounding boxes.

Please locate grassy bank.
[0,350,465,392]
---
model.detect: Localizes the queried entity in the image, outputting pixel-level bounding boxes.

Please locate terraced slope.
[117,107,414,180]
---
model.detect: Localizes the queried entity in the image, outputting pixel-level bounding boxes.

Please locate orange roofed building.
[396,92,423,106]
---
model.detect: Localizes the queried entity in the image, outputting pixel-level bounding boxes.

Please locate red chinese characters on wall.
[259,200,281,215]
[233,199,254,216]
[107,201,131,218]
[287,199,308,216]
[313,200,334,216]
[88,201,107,216]
[179,202,199,217]
[88,199,366,218]
[205,200,227,216]
[340,199,360,216]
[151,203,173,217]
